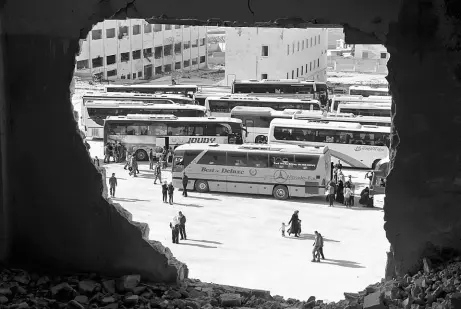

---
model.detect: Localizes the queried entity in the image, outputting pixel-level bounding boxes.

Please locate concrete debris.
[115,275,141,292]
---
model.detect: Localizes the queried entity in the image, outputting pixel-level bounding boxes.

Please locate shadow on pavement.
[286,233,340,243]
[316,258,365,269]
[112,197,150,203]
[172,202,204,208]
[187,239,223,245]
[185,195,221,201]
[178,242,217,249]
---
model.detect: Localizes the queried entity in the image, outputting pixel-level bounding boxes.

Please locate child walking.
[279,223,286,237]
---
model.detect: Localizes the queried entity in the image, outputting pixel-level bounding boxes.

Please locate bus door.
[243,118,255,143]
[370,170,386,196]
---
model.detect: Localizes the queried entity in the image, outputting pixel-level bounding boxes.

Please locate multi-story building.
[75,20,208,80]
[224,27,328,85]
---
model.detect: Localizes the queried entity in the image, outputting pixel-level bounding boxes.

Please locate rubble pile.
[2,256,461,309]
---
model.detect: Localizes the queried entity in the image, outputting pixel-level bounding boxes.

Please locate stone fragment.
[424,258,433,274]
[78,280,97,294]
[132,286,147,295]
[67,300,85,309]
[89,292,103,303]
[0,288,12,296]
[37,276,51,286]
[164,290,182,299]
[74,295,89,304]
[0,295,8,304]
[124,295,139,306]
[185,300,200,309]
[172,299,186,309]
[16,286,27,295]
[201,304,213,309]
[103,304,119,309]
[220,294,241,307]
[101,297,117,304]
[102,280,116,294]
[363,291,386,309]
[51,283,77,302]
[14,273,30,285]
[115,275,141,292]
[402,297,413,309]
[188,289,204,298]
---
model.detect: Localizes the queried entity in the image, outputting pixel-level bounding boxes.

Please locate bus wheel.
[372,159,380,170]
[135,149,148,161]
[273,185,289,200]
[195,180,209,193]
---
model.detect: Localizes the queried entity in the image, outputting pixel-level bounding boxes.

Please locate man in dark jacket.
[178,211,187,240]
[182,173,189,197]
[149,148,155,170]
[162,181,168,203]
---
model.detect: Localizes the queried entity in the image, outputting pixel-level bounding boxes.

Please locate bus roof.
[338,103,391,109]
[234,79,323,85]
[332,95,392,102]
[230,106,324,118]
[83,92,195,100]
[175,142,329,155]
[207,95,321,104]
[105,115,242,123]
[270,118,391,133]
[84,100,206,110]
[105,84,198,89]
[349,85,389,91]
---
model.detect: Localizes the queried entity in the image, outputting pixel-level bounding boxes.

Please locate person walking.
[288,210,301,237]
[149,148,155,170]
[93,156,100,167]
[312,231,322,262]
[178,211,187,240]
[169,214,180,244]
[168,182,175,205]
[124,152,131,170]
[129,155,138,177]
[344,184,352,207]
[108,173,117,197]
[279,222,286,237]
[318,233,325,260]
[327,180,336,207]
[154,162,162,184]
[162,181,168,203]
[182,173,189,197]
[104,143,111,163]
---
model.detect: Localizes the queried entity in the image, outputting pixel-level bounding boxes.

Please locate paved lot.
[88,140,388,302]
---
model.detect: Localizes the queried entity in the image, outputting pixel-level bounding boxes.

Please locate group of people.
[281,212,326,262]
[149,147,173,170]
[169,211,187,243]
[104,142,126,164]
[326,161,355,207]
[123,152,140,177]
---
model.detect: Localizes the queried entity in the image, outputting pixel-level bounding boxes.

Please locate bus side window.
[248,153,268,168]
[197,150,226,165]
[245,119,254,127]
[227,152,248,166]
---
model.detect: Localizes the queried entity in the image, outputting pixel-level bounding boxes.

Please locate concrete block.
[220,293,242,307]
[363,291,386,309]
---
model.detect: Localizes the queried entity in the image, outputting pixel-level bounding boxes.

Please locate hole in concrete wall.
[72,21,392,301]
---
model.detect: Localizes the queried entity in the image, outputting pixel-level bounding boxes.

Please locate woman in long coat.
[288,210,301,237]
[336,180,344,203]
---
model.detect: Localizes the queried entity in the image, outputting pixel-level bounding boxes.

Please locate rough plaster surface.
[3,36,186,283]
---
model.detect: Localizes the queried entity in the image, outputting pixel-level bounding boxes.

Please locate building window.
[119,26,128,38]
[138,71,142,78]
[165,24,172,30]
[363,51,369,59]
[381,52,387,59]
[192,39,198,48]
[200,38,206,46]
[318,35,321,44]
[132,73,136,79]
[154,24,162,32]
[287,44,289,55]
[261,73,268,79]
[286,73,289,79]
[143,48,152,58]
[261,45,269,57]
[297,41,300,51]
[301,66,303,75]
[184,60,190,67]
[302,40,304,50]
[310,37,313,46]
[296,68,299,77]
[144,24,152,33]
[306,38,308,48]
[132,50,141,60]
[291,70,294,79]
[175,25,181,29]
[133,25,140,35]
[154,46,163,58]
[155,66,162,74]
[106,28,115,39]
[305,64,307,72]
[92,30,102,40]
[127,74,131,79]
[174,43,182,54]
[314,36,317,45]
[292,43,295,53]
[200,56,206,63]
[317,58,320,67]
[106,55,116,65]
[92,56,103,68]
[164,45,172,56]
[184,41,190,49]
[121,75,126,79]
[184,25,190,28]
[121,52,130,62]
[192,58,198,65]
[76,60,89,70]
[107,69,117,77]
[175,62,181,69]
[310,62,312,71]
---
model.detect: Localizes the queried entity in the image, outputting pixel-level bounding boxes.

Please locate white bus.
[268,119,390,169]
[232,79,329,105]
[103,115,245,160]
[231,106,391,144]
[172,143,331,200]
[206,95,321,117]
[330,95,391,111]
[83,91,197,105]
[105,84,199,97]
[337,103,391,117]
[348,85,390,97]
[84,101,207,139]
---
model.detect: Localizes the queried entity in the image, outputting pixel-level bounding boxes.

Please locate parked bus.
[370,156,390,196]
[206,95,321,117]
[232,79,329,105]
[172,143,331,200]
[105,84,199,97]
[348,85,390,97]
[83,91,197,105]
[337,103,391,117]
[231,106,391,144]
[268,119,390,169]
[83,101,207,139]
[330,95,391,111]
[103,114,244,160]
